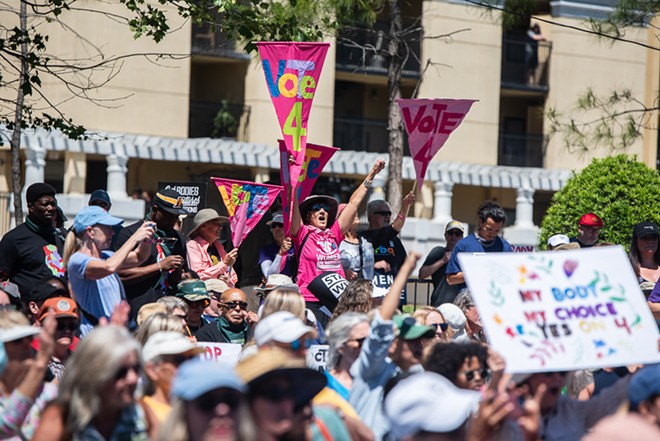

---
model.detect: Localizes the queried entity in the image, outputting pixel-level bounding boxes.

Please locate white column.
[106,154,128,199]
[514,187,535,228]
[254,167,270,184]
[24,144,46,188]
[433,180,454,224]
[367,174,387,204]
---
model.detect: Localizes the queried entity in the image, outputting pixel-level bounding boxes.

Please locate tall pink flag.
[257,42,329,229]
[398,99,476,189]
[212,178,283,248]
[278,140,338,234]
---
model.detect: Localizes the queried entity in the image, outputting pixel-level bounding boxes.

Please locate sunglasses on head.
[222,301,248,310]
[310,203,330,212]
[56,321,78,332]
[194,389,242,411]
[429,323,449,333]
[114,363,141,381]
[374,211,392,217]
[270,223,284,230]
[464,368,490,382]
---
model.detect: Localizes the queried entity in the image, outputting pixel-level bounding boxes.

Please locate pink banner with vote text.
[278,140,338,234]
[398,99,476,189]
[212,178,283,248]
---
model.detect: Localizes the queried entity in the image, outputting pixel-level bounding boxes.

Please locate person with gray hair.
[446,200,512,290]
[454,289,485,343]
[32,326,155,440]
[325,312,370,400]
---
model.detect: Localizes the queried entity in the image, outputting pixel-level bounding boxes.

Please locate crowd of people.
[0,175,658,441]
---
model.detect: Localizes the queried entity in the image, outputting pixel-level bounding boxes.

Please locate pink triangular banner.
[278,140,339,235]
[212,178,283,249]
[398,98,476,189]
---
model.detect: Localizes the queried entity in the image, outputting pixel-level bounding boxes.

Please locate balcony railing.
[498,133,545,168]
[191,22,249,60]
[333,117,389,153]
[501,38,552,91]
[189,100,251,140]
[336,25,421,78]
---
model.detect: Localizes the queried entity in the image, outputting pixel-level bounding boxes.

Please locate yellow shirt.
[142,395,172,423]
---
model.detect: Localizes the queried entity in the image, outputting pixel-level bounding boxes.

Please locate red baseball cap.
[578,213,604,228]
[38,297,78,322]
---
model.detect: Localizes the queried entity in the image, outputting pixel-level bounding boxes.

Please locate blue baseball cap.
[73,206,124,234]
[629,364,660,411]
[171,358,246,401]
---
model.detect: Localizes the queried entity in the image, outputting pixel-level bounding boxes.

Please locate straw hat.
[299,195,338,227]
[188,208,229,238]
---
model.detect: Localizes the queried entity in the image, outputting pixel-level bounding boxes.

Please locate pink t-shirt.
[293,222,345,302]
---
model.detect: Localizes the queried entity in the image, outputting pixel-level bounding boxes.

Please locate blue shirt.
[446,233,513,289]
[68,251,125,336]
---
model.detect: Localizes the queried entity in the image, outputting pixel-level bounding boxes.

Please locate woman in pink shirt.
[186,208,238,286]
[290,159,385,324]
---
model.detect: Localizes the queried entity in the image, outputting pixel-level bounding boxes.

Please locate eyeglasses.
[374,211,392,217]
[222,301,248,310]
[187,299,211,308]
[429,323,449,333]
[446,231,463,238]
[347,337,366,348]
[289,338,313,352]
[194,389,242,410]
[114,363,141,381]
[56,321,78,332]
[463,368,490,382]
[270,223,284,230]
[310,203,330,212]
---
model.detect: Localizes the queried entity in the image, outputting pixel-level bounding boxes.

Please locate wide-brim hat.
[188,208,229,238]
[266,213,284,227]
[299,195,338,227]
[237,348,326,409]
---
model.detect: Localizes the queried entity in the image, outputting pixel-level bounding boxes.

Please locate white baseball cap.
[142,331,203,363]
[384,372,480,438]
[0,326,40,343]
[547,234,570,248]
[254,311,315,347]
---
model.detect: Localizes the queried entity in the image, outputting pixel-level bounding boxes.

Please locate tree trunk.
[386,0,404,214]
[11,0,28,225]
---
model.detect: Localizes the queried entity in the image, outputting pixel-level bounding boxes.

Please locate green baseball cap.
[393,314,435,340]
[176,280,210,302]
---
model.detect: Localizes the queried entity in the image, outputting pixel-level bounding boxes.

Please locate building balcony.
[501,38,552,94]
[191,22,249,60]
[498,133,545,168]
[189,100,251,140]
[333,117,389,153]
[336,24,421,78]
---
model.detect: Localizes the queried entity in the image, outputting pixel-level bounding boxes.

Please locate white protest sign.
[197,342,242,366]
[306,345,329,372]
[459,246,660,373]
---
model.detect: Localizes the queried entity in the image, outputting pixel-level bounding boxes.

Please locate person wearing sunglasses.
[424,342,490,391]
[289,159,385,327]
[159,358,254,441]
[33,326,156,441]
[259,213,295,278]
[140,331,204,425]
[176,280,214,337]
[412,306,453,343]
[326,312,370,400]
[419,220,465,307]
[197,288,258,344]
[36,297,79,381]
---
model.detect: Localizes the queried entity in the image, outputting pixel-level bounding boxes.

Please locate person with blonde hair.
[259,286,306,320]
[412,306,452,342]
[134,312,187,346]
[63,206,155,335]
[33,326,155,440]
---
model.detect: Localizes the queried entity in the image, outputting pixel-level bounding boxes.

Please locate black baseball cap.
[633,222,660,239]
[28,283,69,303]
[153,189,187,215]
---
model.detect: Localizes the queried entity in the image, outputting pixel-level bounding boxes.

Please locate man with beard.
[0,183,66,297]
[196,287,258,344]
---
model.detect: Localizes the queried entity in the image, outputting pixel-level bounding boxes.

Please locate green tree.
[540,155,660,249]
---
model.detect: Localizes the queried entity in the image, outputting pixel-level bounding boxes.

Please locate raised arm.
[381,252,420,320]
[337,159,386,234]
[391,191,415,232]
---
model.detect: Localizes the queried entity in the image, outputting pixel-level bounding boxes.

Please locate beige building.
[1,0,657,253]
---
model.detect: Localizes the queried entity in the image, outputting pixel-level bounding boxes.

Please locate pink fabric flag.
[212,178,283,248]
[257,42,329,227]
[278,140,339,234]
[398,99,476,189]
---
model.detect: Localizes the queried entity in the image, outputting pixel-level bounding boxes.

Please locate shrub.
[540,154,660,250]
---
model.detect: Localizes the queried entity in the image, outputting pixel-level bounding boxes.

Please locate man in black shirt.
[360,192,414,305]
[114,188,188,316]
[0,183,65,297]
[419,220,464,306]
